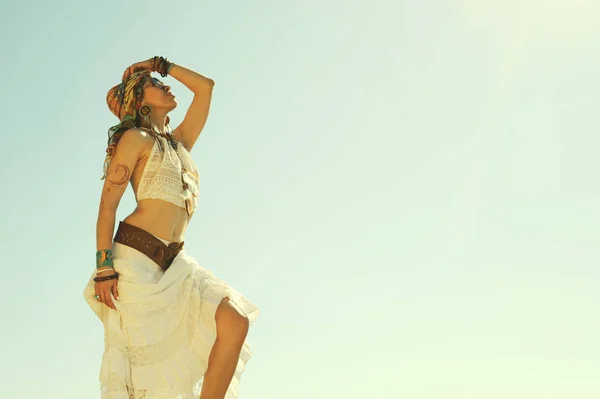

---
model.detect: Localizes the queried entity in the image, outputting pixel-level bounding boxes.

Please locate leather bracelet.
[93,272,119,282]
[93,275,117,282]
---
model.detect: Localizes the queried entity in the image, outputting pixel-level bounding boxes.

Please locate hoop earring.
[140,105,152,130]
[140,105,151,116]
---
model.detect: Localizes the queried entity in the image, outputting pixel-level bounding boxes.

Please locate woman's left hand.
[122,58,155,81]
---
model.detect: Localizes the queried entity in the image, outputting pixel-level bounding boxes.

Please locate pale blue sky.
[0,0,598,398]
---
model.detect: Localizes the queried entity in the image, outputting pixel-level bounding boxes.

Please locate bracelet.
[94,270,118,278]
[93,276,117,282]
[93,272,119,282]
[94,274,117,280]
[96,268,115,274]
[151,56,174,77]
[96,249,114,269]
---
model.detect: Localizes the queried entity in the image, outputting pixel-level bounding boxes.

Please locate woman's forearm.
[97,207,117,252]
[169,63,215,94]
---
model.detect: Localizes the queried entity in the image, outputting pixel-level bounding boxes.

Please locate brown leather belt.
[113,221,184,271]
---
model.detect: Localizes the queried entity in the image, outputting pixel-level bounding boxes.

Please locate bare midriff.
[123,199,190,243]
[121,134,192,243]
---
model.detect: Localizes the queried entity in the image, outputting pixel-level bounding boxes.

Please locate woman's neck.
[140,120,170,135]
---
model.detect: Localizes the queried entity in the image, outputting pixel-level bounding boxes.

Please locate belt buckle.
[165,242,183,260]
[153,241,183,270]
[153,246,165,261]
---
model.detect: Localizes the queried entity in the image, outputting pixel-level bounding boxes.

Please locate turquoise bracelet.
[96,249,114,269]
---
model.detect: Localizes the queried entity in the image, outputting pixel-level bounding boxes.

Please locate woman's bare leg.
[199,297,250,399]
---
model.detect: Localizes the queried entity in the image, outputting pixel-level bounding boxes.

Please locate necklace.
[159,132,178,150]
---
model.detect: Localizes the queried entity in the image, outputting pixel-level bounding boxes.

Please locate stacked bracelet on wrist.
[96,268,115,274]
[93,271,119,282]
[151,56,175,77]
[96,249,114,269]
[95,249,117,281]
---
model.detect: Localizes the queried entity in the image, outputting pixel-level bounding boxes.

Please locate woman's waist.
[112,220,186,273]
[124,201,190,242]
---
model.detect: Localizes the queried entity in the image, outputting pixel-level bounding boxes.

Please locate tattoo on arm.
[108,164,131,186]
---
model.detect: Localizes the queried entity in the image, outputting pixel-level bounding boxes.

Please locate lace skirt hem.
[82,242,259,399]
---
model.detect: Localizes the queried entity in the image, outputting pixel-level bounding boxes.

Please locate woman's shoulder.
[121,127,155,141]
[116,128,156,157]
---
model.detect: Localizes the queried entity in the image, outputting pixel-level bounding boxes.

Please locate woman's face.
[142,77,177,110]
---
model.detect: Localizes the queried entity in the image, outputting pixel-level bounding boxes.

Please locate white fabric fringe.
[82,241,259,399]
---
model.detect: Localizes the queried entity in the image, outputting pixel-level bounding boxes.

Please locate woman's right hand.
[121,58,155,81]
[94,270,119,310]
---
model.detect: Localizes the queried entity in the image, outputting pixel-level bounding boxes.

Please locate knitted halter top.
[136,135,200,216]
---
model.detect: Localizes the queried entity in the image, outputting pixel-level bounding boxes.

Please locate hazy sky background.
[0,0,598,398]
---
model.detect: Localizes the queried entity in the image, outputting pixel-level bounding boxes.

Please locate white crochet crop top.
[136,134,200,216]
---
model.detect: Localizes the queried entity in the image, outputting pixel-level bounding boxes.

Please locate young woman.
[82,56,259,399]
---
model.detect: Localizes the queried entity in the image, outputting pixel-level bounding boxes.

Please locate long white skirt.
[82,237,260,399]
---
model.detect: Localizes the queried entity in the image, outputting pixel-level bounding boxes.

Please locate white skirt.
[82,236,260,399]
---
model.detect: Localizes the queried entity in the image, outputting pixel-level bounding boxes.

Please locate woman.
[82,56,259,399]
